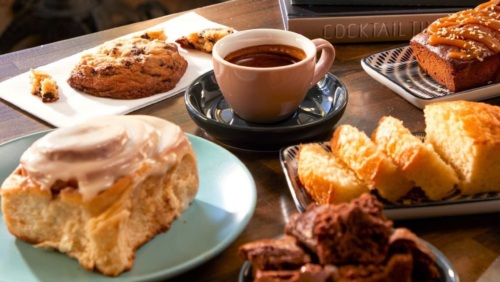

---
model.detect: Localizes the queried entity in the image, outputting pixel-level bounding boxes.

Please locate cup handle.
[311,38,336,85]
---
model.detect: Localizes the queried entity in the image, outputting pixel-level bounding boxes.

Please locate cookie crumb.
[29,68,59,103]
[176,27,235,53]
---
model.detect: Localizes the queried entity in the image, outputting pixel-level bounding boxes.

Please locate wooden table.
[1,0,499,281]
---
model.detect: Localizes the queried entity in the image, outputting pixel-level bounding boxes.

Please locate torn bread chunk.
[330,125,414,202]
[298,143,369,205]
[372,116,459,200]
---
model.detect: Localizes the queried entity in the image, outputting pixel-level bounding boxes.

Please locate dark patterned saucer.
[184,70,348,151]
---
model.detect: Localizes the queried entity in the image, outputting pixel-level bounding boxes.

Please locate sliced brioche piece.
[424,100,500,195]
[330,125,413,202]
[372,116,459,200]
[297,144,369,204]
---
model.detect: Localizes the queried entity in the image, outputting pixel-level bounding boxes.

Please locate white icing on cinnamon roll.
[20,115,188,200]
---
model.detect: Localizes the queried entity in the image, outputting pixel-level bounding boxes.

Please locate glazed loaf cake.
[0,115,199,276]
[410,1,500,92]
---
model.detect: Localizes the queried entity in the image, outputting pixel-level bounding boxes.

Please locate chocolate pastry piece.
[388,228,441,281]
[255,264,339,282]
[337,253,413,282]
[238,236,311,273]
[238,193,442,282]
[285,193,393,265]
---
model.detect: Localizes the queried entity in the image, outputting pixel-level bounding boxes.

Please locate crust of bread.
[330,125,413,202]
[1,150,198,276]
[372,116,459,200]
[297,144,369,205]
[424,100,500,195]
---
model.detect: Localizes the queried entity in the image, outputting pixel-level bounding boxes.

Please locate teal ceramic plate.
[0,131,256,282]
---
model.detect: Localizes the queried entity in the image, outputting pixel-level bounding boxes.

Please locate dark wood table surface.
[1,0,499,281]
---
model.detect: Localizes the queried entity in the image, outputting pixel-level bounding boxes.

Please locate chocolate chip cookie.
[67,30,188,99]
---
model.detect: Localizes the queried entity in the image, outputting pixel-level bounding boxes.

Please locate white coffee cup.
[212,29,335,124]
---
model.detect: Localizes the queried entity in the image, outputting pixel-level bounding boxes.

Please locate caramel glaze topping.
[20,115,187,201]
[427,0,500,61]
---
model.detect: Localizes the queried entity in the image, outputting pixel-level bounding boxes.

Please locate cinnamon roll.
[1,115,199,276]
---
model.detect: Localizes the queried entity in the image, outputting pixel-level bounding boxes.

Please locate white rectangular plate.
[0,12,225,127]
[361,46,500,109]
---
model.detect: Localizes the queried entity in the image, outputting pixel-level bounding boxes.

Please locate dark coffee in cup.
[212,29,335,123]
[224,44,306,68]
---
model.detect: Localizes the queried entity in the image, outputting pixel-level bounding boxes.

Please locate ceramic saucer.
[184,70,348,151]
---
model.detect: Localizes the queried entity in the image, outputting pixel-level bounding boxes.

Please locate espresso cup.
[212,29,336,124]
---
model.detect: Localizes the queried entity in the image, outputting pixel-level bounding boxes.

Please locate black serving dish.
[184,70,348,151]
[238,238,458,282]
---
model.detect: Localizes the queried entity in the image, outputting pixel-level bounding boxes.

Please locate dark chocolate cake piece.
[238,235,311,272]
[388,228,441,281]
[238,193,442,282]
[286,193,393,265]
[254,264,339,282]
[337,253,413,282]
